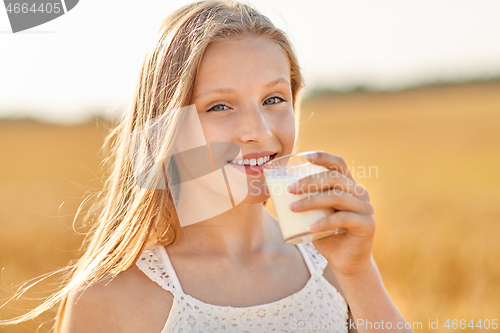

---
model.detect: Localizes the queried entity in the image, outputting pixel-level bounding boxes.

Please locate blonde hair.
[0,0,305,331]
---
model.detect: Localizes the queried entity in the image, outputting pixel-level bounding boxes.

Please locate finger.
[290,189,374,215]
[309,211,375,236]
[287,169,370,202]
[305,152,355,183]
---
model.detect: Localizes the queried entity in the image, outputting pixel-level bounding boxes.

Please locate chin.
[240,180,270,204]
[241,192,270,204]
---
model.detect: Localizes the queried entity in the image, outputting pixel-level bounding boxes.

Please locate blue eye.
[208,103,229,112]
[206,96,286,112]
[264,96,286,105]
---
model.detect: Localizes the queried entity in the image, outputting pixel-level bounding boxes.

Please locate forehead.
[194,37,291,89]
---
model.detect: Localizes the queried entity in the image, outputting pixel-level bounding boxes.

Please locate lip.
[241,150,277,160]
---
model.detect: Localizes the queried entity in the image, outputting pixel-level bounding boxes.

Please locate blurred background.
[1,0,499,332]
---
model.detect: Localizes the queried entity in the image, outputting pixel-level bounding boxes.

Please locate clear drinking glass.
[263,150,346,244]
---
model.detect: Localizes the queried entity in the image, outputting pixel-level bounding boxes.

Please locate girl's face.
[191,36,296,203]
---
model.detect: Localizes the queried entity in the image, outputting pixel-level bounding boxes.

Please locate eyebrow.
[193,77,291,100]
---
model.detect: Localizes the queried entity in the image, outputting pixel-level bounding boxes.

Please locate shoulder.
[60,264,173,333]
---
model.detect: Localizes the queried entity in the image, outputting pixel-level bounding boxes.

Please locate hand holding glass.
[263,151,347,244]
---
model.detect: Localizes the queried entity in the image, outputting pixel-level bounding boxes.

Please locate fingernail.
[306,152,318,160]
[287,183,297,192]
[290,201,301,210]
[309,221,319,231]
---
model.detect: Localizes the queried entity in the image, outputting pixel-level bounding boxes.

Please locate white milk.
[265,163,341,244]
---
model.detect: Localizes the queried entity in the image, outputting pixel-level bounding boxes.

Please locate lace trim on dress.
[296,242,329,276]
[135,242,349,333]
[136,245,182,294]
[136,242,328,294]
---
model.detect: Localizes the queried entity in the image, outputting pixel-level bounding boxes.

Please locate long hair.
[0,0,305,331]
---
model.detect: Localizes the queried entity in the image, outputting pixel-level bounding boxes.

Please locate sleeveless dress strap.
[296,242,329,276]
[135,245,184,294]
[137,243,328,292]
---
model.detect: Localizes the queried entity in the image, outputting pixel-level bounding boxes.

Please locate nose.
[237,103,273,144]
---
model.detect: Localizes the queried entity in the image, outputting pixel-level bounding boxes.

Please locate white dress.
[135,242,349,332]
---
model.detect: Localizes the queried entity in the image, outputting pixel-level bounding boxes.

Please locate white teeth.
[229,154,274,165]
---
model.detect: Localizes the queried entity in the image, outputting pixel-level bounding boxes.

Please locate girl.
[1,1,413,332]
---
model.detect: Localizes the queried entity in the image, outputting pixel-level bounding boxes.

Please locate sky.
[1,0,500,124]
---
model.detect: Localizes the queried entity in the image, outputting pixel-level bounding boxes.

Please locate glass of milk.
[263,151,347,244]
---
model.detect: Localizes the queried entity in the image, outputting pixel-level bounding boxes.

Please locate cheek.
[199,117,233,143]
[272,108,296,153]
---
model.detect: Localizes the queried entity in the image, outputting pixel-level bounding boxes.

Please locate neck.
[173,202,280,260]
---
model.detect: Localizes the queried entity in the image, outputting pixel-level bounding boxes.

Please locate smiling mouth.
[228,153,277,166]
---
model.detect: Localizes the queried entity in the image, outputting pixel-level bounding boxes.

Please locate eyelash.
[207,95,287,112]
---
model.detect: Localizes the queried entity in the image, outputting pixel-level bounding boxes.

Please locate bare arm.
[61,265,172,333]
[333,261,413,333]
[323,253,382,333]
[323,253,410,333]
[61,279,122,333]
